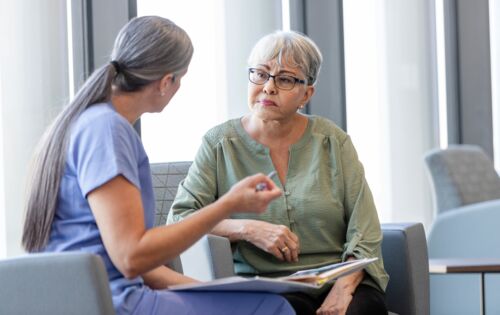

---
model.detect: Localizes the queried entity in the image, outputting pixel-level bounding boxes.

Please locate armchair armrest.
[382,223,430,315]
[428,199,500,258]
[427,199,500,314]
[180,224,431,315]
[180,234,234,281]
[0,252,115,315]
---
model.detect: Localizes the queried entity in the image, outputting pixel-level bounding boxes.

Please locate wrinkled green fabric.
[168,115,389,291]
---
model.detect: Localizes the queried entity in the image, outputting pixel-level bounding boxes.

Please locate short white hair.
[247,30,323,85]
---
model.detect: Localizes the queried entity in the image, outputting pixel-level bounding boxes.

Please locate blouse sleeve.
[167,136,219,223]
[340,135,389,291]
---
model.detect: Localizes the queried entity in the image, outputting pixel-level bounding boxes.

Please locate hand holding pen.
[222,172,281,215]
[255,171,278,191]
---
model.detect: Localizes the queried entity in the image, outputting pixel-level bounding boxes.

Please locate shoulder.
[78,103,131,130]
[73,103,136,138]
[309,115,349,145]
[202,118,241,148]
[70,103,141,155]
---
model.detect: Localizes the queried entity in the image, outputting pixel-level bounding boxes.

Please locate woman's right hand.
[241,220,300,263]
[220,173,282,214]
[216,174,299,262]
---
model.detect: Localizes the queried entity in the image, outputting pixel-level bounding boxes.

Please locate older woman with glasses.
[169,31,388,315]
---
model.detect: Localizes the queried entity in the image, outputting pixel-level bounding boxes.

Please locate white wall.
[0,0,68,257]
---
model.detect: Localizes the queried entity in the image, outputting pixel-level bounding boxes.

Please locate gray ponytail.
[22,16,193,252]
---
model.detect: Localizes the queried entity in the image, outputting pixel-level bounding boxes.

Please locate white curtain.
[344,0,439,228]
[0,0,69,257]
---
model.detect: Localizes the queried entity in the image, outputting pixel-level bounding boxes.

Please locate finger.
[263,176,279,190]
[288,230,299,243]
[283,239,299,262]
[280,245,293,262]
[282,230,300,252]
[284,231,300,251]
[270,247,285,261]
[279,236,298,262]
[253,173,281,193]
[289,245,299,262]
[247,173,272,186]
[255,188,282,204]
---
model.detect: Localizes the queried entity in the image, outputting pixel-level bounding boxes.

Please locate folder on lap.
[170,257,377,293]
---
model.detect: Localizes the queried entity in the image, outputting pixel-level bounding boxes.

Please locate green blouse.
[168,115,389,292]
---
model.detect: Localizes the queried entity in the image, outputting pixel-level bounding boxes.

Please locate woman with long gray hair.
[21,16,294,315]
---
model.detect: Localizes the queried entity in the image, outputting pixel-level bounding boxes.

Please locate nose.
[263,77,278,95]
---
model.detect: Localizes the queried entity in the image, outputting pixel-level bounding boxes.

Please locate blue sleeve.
[69,112,141,197]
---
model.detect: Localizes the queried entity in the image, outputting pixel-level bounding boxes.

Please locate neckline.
[232,115,314,154]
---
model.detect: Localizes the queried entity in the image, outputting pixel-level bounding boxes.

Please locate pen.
[255,171,277,191]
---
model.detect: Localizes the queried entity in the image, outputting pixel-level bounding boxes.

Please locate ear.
[301,85,315,105]
[158,73,176,94]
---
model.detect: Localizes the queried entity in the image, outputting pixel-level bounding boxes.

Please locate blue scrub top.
[44,102,155,311]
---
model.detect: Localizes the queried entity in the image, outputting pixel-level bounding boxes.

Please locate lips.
[260,99,277,106]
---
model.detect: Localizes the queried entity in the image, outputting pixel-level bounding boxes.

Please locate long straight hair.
[22,16,193,252]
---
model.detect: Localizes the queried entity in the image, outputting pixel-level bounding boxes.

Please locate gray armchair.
[0,252,115,315]
[153,161,430,315]
[181,223,429,315]
[425,145,500,314]
[424,145,500,215]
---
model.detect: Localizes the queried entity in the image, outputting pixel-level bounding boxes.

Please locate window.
[138,0,226,162]
[137,0,282,163]
[343,1,388,221]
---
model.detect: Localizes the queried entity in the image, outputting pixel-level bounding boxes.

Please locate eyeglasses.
[248,68,306,90]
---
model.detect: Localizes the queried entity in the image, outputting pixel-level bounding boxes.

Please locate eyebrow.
[254,65,299,76]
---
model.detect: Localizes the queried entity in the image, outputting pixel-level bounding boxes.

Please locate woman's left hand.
[316,284,352,315]
[316,269,364,315]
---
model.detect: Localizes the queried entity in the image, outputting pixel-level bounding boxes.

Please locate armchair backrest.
[150,161,193,273]
[0,252,115,315]
[424,145,500,215]
[150,161,193,226]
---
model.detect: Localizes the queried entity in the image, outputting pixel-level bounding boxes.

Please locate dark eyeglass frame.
[248,68,307,90]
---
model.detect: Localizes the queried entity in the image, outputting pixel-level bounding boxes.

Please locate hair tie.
[110,60,121,73]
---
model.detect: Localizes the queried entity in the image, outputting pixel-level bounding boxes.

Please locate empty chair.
[424,144,500,215]
[424,145,500,314]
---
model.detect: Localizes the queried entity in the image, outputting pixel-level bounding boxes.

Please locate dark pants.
[282,284,387,315]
